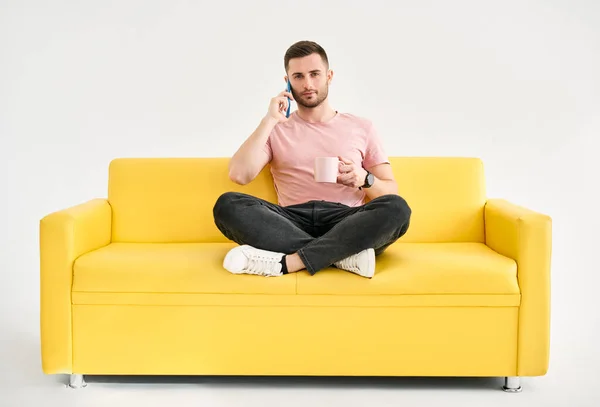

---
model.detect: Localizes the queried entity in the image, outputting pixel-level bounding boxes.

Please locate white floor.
[1,273,599,407]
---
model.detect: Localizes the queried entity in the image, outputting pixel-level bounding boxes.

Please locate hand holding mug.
[337,156,368,188]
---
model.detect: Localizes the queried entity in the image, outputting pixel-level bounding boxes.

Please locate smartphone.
[286,80,292,118]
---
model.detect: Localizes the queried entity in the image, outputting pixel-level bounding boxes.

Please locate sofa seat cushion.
[297,242,519,295]
[72,242,520,307]
[73,243,296,295]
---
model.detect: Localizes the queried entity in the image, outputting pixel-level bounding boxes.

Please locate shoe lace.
[245,252,281,276]
[336,253,360,271]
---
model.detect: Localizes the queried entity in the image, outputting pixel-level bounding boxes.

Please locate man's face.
[286,53,332,109]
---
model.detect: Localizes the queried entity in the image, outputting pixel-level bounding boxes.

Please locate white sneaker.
[223,245,285,277]
[334,248,376,278]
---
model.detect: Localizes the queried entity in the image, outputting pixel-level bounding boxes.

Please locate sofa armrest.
[39,198,112,374]
[484,198,552,376]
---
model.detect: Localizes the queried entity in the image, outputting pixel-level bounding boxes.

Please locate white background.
[1,0,599,406]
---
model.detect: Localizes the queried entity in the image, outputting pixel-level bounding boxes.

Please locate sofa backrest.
[387,157,486,243]
[108,157,485,243]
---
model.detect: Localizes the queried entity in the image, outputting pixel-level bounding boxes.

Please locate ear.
[284,75,288,83]
[327,69,334,84]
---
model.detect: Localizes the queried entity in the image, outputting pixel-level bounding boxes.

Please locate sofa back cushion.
[108,157,485,243]
[108,158,277,243]
[389,157,485,243]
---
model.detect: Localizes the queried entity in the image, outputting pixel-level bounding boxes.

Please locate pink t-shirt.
[263,111,389,207]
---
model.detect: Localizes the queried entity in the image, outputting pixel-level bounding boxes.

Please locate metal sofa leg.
[502,376,522,392]
[68,374,87,389]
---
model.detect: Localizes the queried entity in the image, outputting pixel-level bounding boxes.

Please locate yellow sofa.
[39,157,552,392]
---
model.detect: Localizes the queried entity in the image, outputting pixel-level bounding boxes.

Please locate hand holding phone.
[267,84,294,123]
[285,80,292,118]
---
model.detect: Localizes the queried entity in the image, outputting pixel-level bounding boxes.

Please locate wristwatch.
[360,170,375,189]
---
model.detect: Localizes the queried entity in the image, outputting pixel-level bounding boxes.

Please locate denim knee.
[381,194,412,231]
[213,191,242,221]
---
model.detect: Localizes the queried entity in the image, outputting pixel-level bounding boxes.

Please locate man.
[213,40,411,278]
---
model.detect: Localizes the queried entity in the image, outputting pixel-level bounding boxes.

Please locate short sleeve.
[362,121,389,169]
[262,131,273,162]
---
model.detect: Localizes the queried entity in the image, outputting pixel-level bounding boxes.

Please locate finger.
[337,156,353,165]
[338,173,352,184]
[337,178,352,186]
[279,91,294,100]
[339,163,354,173]
[339,161,356,173]
[278,97,289,112]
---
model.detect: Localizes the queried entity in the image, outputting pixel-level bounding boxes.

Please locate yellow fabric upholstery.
[107,157,485,243]
[296,242,518,295]
[73,243,296,296]
[71,242,519,306]
[108,158,277,243]
[485,199,552,376]
[39,157,552,381]
[39,199,111,374]
[389,157,486,243]
[71,305,518,376]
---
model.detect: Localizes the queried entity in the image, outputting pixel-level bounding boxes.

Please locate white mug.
[314,157,340,183]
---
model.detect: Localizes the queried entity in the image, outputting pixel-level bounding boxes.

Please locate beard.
[292,84,329,109]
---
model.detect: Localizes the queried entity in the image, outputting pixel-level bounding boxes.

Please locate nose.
[302,78,315,91]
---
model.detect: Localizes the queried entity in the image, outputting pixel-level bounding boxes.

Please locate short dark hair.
[284,40,329,73]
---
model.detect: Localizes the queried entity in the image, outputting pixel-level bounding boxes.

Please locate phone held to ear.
[286,80,292,118]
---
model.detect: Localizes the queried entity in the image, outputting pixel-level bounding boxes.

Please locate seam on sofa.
[70,304,520,308]
[71,291,520,296]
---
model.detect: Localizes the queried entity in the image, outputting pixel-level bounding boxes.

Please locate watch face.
[366,172,374,186]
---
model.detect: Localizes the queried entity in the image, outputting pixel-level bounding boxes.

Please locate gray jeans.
[213,192,411,275]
